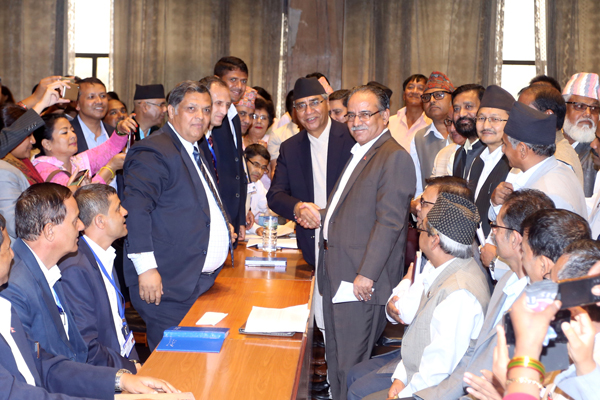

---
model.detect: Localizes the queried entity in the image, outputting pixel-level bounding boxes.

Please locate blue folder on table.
[156,326,229,353]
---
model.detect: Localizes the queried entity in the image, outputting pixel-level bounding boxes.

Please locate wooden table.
[139,243,315,399]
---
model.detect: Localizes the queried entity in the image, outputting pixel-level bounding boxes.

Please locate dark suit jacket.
[58,239,138,372]
[0,109,45,158]
[267,119,355,266]
[122,123,219,302]
[467,154,511,237]
[199,110,246,237]
[0,240,88,364]
[131,118,160,142]
[71,116,114,154]
[317,131,416,304]
[0,304,117,400]
[453,139,486,179]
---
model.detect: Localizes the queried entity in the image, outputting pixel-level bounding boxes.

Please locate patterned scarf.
[2,153,44,185]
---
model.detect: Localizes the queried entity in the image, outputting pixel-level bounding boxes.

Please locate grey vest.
[574,142,598,197]
[414,124,447,189]
[400,257,491,384]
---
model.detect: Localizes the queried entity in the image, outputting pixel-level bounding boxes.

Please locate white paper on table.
[246,238,298,249]
[115,393,195,400]
[244,304,310,333]
[195,312,228,326]
[332,281,374,304]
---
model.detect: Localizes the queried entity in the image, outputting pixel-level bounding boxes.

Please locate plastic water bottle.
[262,214,278,253]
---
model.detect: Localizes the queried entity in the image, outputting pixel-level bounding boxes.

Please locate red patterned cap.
[426,71,455,92]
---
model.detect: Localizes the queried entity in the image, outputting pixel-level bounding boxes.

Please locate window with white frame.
[72,0,112,89]
[501,0,537,98]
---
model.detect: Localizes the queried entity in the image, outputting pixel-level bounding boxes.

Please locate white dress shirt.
[473,146,504,200]
[227,104,239,148]
[431,143,459,177]
[385,253,434,325]
[23,242,69,339]
[392,258,486,398]
[410,124,450,196]
[247,179,268,235]
[129,122,229,275]
[0,297,36,385]
[309,118,331,263]
[267,120,300,161]
[323,129,388,240]
[489,156,552,220]
[84,236,126,349]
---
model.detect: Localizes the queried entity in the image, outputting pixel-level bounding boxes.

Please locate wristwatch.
[115,369,132,391]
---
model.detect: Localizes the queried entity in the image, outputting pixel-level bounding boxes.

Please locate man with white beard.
[562,73,600,197]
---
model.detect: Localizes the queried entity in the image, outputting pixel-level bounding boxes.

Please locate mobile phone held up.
[61,77,79,102]
[69,169,89,187]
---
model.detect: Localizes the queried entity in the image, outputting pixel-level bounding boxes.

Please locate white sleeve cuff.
[391,359,408,384]
[128,252,158,275]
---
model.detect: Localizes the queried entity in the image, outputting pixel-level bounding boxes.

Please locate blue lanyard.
[206,137,218,170]
[50,287,67,327]
[82,238,125,323]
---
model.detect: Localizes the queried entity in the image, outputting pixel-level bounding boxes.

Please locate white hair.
[426,222,473,259]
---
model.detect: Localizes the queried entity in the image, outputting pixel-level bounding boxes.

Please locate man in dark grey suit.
[301,85,415,400]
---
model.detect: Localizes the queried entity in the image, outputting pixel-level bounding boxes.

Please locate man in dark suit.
[130,84,166,142]
[467,85,514,238]
[309,85,416,400]
[122,81,234,350]
[0,212,178,399]
[71,77,114,154]
[267,77,355,268]
[451,84,486,179]
[59,184,139,372]
[0,183,89,364]
[211,56,249,243]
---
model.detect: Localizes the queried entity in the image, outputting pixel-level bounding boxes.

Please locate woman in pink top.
[32,113,136,187]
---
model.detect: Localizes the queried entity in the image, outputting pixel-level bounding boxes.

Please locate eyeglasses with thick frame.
[490,221,517,232]
[565,101,600,115]
[476,116,508,124]
[345,110,382,122]
[293,99,325,112]
[443,118,454,127]
[245,157,269,172]
[420,197,435,208]
[421,91,451,103]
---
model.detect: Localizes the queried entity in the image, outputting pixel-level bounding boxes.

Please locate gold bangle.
[100,166,115,179]
[506,377,544,391]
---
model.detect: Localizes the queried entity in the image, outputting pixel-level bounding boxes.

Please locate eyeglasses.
[443,119,454,127]
[238,111,255,119]
[490,221,517,232]
[566,101,600,114]
[420,197,435,208]
[146,101,167,109]
[476,116,508,124]
[251,114,269,121]
[345,110,382,122]
[421,91,451,103]
[293,99,325,112]
[246,158,269,172]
